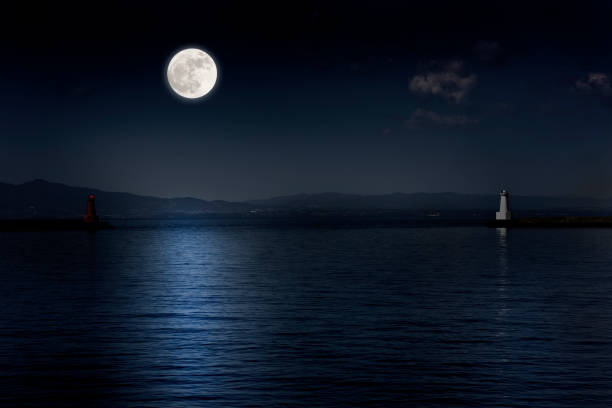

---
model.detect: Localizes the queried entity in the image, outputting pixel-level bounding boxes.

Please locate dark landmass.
[0,219,114,231]
[247,192,612,213]
[0,179,248,218]
[489,217,612,228]
[2,179,612,219]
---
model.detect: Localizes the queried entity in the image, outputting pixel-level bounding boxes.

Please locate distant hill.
[1,180,612,218]
[0,180,248,218]
[247,192,612,213]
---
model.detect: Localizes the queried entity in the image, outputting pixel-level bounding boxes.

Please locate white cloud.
[575,73,611,96]
[410,61,476,103]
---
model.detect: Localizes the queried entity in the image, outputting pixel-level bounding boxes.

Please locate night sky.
[2,1,612,201]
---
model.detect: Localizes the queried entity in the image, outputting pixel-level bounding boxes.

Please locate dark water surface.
[2,219,612,407]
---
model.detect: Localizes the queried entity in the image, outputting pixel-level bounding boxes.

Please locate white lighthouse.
[496,190,511,220]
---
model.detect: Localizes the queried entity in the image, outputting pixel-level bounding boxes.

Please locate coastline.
[0,219,114,231]
[488,216,612,228]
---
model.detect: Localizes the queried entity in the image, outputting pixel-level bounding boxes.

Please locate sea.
[2,217,612,407]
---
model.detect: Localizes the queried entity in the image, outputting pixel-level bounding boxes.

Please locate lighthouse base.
[496,211,512,220]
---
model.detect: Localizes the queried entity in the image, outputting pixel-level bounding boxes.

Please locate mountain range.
[2,179,612,218]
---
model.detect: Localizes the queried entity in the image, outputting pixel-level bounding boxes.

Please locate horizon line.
[3,178,611,202]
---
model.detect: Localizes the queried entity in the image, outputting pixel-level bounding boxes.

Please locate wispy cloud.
[409,61,476,103]
[575,73,611,96]
[405,108,479,129]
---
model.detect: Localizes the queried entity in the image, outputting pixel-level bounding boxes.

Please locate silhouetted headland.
[0,218,113,231]
[488,190,612,228]
[488,217,612,228]
[0,193,112,231]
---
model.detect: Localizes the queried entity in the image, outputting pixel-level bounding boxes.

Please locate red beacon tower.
[84,194,100,224]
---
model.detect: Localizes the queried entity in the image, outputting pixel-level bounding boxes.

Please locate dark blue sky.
[2,1,612,200]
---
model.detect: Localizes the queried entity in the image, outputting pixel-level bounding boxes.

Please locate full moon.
[167,48,217,99]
